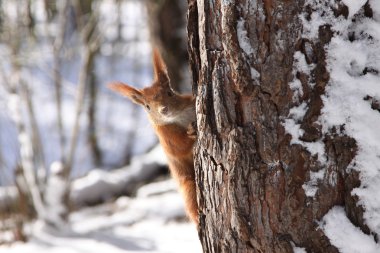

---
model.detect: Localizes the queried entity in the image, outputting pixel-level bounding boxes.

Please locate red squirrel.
[108,49,198,225]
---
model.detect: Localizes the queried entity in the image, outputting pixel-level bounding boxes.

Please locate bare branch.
[52,0,70,162]
[66,3,101,172]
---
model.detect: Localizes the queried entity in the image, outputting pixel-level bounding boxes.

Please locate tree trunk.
[146,0,190,93]
[87,51,102,167]
[188,0,369,252]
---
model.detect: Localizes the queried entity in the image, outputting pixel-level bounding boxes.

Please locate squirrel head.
[108,48,193,125]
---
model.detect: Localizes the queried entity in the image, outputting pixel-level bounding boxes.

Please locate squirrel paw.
[187,122,197,139]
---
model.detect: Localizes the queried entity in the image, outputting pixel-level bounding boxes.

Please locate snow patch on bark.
[283,102,327,166]
[288,51,314,101]
[320,6,380,238]
[287,0,380,216]
[342,0,367,17]
[370,0,380,20]
[250,67,260,80]
[236,18,253,56]
[221,0,235,5]
[300,1,350,40]
[291,242,307,253]
[293,51,314,76]
[288,79,303,101]
[296,0,380,242]
[302,169,325,197]
[320,206,380,253]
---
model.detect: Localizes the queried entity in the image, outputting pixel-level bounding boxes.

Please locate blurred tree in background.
[0,0,177,234]
[146,0,190,93]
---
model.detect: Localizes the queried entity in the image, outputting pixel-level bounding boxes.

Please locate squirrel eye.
[167,91,173,97]
[145,104,150,110]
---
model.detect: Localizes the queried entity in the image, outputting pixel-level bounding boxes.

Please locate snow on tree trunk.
[44,162,69,226]
[188,0,379,252]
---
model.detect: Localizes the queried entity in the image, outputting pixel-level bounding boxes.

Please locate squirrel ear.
[152,48,170,84]
[108,82,145,105]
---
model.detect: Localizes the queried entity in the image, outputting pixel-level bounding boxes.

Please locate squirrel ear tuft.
[108,82,145,105]
[152,48,169,84]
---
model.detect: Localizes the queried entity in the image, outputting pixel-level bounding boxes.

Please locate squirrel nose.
[159,106,169,115]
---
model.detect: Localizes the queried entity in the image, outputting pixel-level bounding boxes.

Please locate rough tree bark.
[188,0,366,252]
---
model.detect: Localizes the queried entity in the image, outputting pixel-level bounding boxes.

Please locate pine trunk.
[188,0,368,252]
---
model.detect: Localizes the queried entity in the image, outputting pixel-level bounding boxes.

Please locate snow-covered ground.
[0,144,201,253]
[0,181,202,253]
[1,221,200,253]
[0,143,201,252]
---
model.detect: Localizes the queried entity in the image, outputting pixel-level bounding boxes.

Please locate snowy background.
[0,0,156,181]
[0,0,201,252]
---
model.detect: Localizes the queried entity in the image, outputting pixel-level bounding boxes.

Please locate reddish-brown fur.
[154,123,197,224]
[108,49,198,225]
